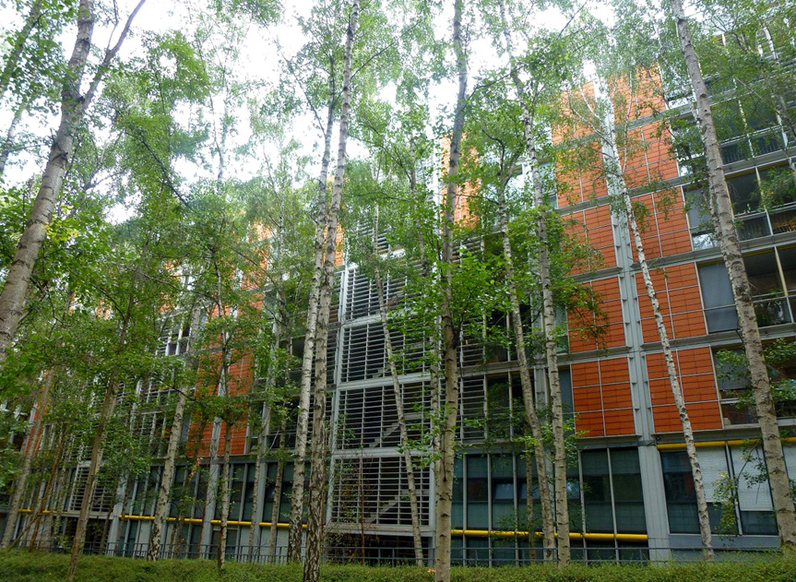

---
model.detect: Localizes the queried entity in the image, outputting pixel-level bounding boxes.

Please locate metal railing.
[10,539,783,567]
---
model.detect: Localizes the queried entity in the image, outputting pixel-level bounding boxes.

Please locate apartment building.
[3,67,796,565]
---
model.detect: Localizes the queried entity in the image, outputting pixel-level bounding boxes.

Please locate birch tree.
[489,0,573,563]
[303,3,359,580]
[0,0,148,363]
[666,0,796,551]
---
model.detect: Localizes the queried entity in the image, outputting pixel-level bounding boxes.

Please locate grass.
[1,551,795,582]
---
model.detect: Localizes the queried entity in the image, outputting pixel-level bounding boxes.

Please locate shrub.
[1,551,794,582]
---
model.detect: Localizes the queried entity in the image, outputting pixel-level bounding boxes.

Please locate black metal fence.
[10,539,783,567]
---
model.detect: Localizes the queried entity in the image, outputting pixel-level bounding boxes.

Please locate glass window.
[581,450,613,533]
[759,166,796,209]
[467,456,489,528]
[242,463,255,521]
[611,449,646,534]
[661,450,727,534]
[279,463,292,522]
[698,263,737,332]
[746,252,789,326]
[453,457,463,529]
[491,455,515,530]
[229,464,245,521]
[728,172,761,214]
[560,369,573,420]
[686,189,716,249]
[730,446,776,535]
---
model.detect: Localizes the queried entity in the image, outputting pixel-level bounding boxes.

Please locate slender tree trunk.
[592,74,715,558]
[1,370,55,549]
[0,0,146,363]
[496,179,556,559]
[287,68,337,565]
[525,453,535,553]
[0,0,43,100]
[248,407,271,563]
[434,3,466,581]
[371,211,424,566]
[171,428,206,556]
[0,100,25,180]
[147,304,204,560]
[668,0,796,552]
[495,0,568,563]
[537,150,570,566]
[217,421,233,572]
[27,437,64,550]
[303,6,359,582]
[250,235,285,560]
[627,194,715,557]
[268,426,287,562]
[67,302,134,581]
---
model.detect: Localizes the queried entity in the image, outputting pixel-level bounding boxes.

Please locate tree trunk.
[171,427,207,556]
[147,304,204,560]
[287,65,337,565]
[217,421,233,572]
[525,452,535,552]
[1,370,55,549]
[303,5,359,582]
[668,0,796,551]
[67,300,134,581]
[495,177,556,559]
[0,100,25,180]
[0,0,93,363]
[0,0,146,363]
[268,426,287,562]
[434,3,466,581]
[248,409,267,561]
[495,0,568,563]
[592,73,715,558]
[371,211,424,566]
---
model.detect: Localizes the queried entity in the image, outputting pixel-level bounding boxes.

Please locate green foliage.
[3,552,796,582]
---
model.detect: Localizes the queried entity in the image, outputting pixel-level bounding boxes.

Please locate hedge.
[1,551,794,582]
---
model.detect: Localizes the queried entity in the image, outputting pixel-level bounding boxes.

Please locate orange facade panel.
[564,203,616,274]
[630,190,692,261]
[620,123,679,190]
[647,347,723,433]
[556,151,609,208]
[568,276,624,352]
[635,263,706,343]
[572,357,635,437]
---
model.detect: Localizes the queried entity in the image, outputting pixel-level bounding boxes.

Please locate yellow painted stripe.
[119,515,302,528]
[657,437,796,451]
[451,529,647,542]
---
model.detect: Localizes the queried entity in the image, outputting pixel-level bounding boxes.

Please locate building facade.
[3,68,796,565]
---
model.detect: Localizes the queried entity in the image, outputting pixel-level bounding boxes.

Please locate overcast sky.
[0,0,619,219]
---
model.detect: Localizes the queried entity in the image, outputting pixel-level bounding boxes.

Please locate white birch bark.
[495,0,568,563]
[147,304,204,560]
[495,175,556,559]
[0,0,43,100]
[434,3,466,580]
[0,101,25,180]
[668,0,796,551]
[67,295,135,581]
[303,4,359,582]
[593,73,715,557]
[0,0,147,363]
[217,421,233,571]
[0,369,54,549]
[268,427,287,562]
[287,70,337,564]
[371,211,424,566]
